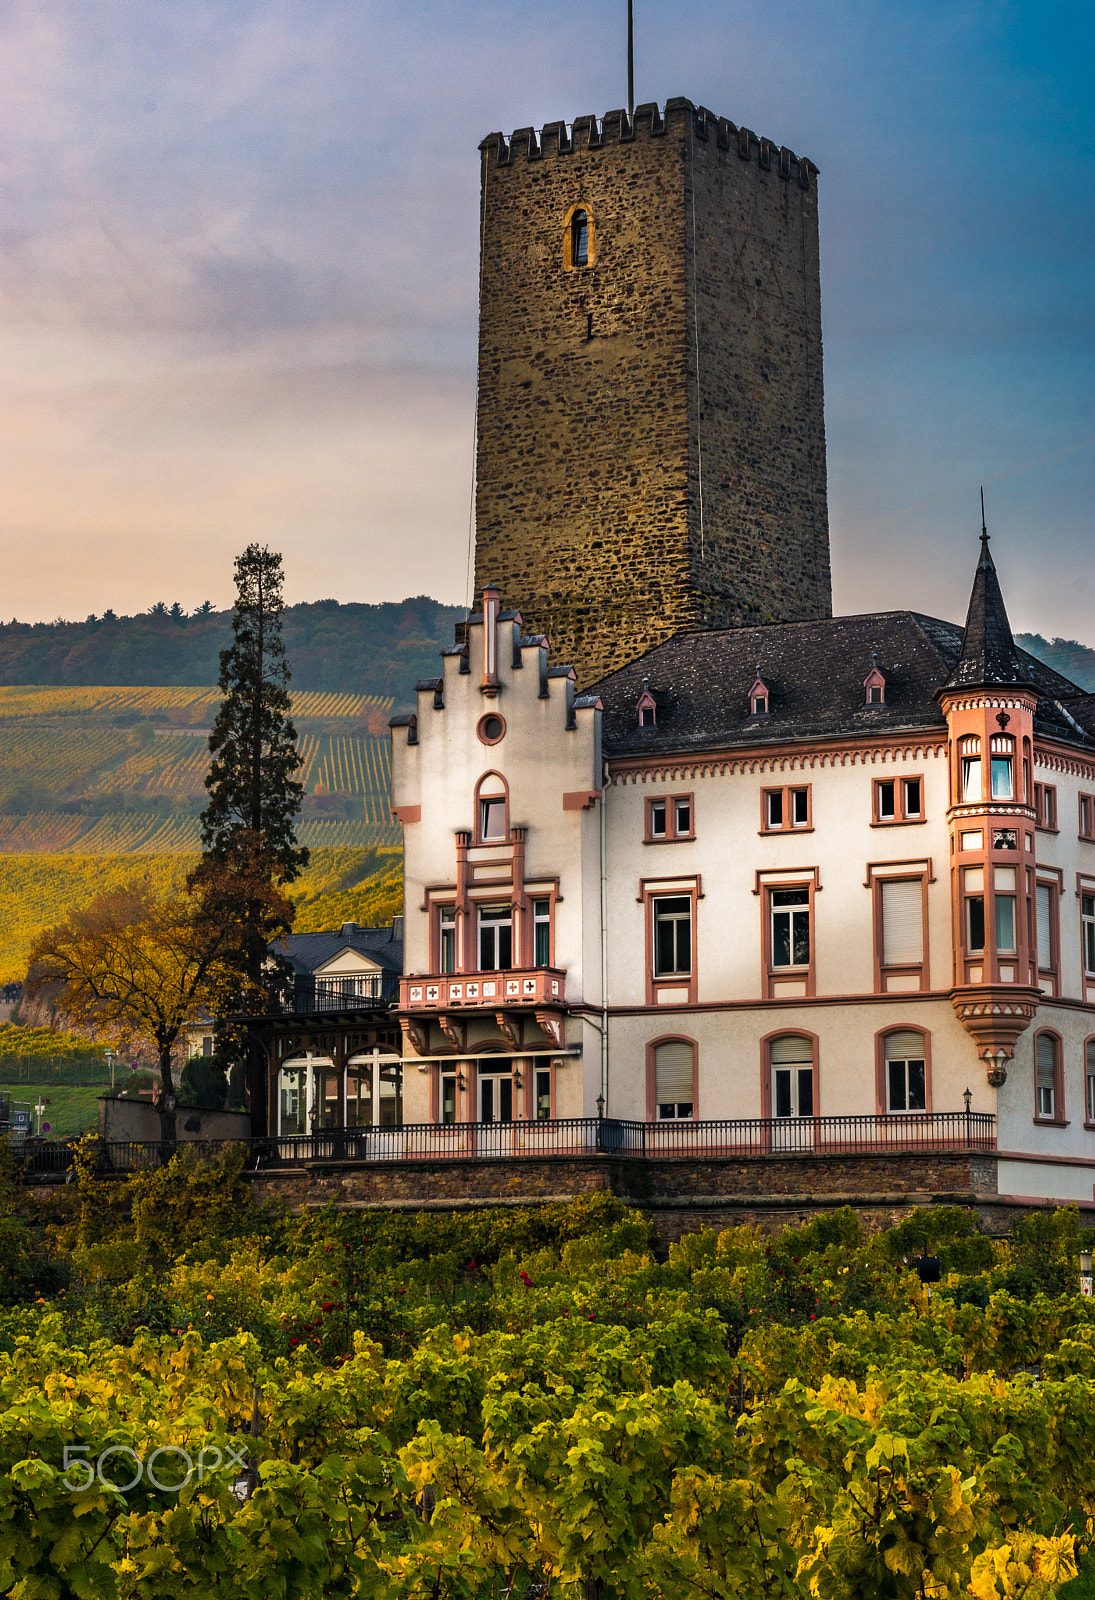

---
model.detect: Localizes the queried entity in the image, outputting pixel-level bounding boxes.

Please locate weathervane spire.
[980,485,989,547]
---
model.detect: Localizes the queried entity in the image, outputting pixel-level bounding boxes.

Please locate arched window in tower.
[958,736,982,803]
[572,209,588,265]
[989,734,1014,799]
[563,204,596,272]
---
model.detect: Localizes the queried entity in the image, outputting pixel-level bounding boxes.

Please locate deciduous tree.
[27,865,292,1146]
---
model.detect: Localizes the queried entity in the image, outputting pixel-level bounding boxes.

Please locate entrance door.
[479,1074,513,1124]
[478,1071,514,1154]
[769,1036,815,1150]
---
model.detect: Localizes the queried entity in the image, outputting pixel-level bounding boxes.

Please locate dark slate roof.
[945,533,1030,689]
[270,923,403,978]
[590,610,1095,758]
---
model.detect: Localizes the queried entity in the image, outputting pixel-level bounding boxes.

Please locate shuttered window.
[769,1035,814,1119]
[884,1030,927,1113]
[881,880,923,967]
[1036,883,1054,969]
[769,1035,812,1066]
[654,1042,694,1121]
[1036,1033,1058,1118]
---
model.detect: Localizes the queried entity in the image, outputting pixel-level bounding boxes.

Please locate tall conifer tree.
[201,545,308,883]
[196,544,307,1132]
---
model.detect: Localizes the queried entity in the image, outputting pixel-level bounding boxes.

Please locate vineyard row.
[0,813,401,853]
[0,685,393,723]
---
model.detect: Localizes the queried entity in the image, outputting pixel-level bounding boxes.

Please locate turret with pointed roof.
[943,527,1033,693]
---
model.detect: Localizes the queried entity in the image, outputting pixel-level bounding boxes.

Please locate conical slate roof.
[944,532,1031,691]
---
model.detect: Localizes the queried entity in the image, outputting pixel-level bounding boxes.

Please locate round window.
[477,713,506,745]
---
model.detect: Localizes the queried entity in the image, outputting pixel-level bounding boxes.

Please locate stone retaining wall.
[247,1148,1001,1238]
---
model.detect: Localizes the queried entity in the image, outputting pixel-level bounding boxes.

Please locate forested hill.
[1,602,1088,703]
[1017,633,1095,692]
[0,597,463,707]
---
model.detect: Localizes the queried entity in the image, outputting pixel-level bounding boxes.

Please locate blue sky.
[1,0,1092,642]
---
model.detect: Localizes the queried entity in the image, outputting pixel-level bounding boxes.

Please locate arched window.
[571,209,589,266]
[768,1034,814,1119]
[1034,1030,1063,1121]
[563,203,596,271]
[989,734,1014,799]
[647,1037,696,1121]
[474,771,509,844]
[958,736,982,803]
[881,1029,928,1114]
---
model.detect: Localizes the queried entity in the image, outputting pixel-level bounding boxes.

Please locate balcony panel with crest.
[401,967,566,1011]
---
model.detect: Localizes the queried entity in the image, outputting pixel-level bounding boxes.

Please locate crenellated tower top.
[479,98,818,188]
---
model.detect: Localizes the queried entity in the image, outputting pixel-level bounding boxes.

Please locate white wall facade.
[389,597,1095,1200]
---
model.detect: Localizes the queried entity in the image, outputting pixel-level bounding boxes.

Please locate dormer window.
[748,669,770,718]
[863,655,886,706]
[637,680,657,729]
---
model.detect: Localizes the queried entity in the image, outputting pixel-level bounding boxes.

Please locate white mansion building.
[389,546,1095,1205]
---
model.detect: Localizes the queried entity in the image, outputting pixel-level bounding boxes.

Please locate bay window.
[478,904,512,971]
[533,897,551,966]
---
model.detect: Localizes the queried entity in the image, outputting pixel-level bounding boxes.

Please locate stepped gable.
[590,610,1095,759]
[944,532,1031,691]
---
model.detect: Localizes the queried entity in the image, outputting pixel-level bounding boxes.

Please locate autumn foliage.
[0,1171,1092,1598]
[25,862,292,1134]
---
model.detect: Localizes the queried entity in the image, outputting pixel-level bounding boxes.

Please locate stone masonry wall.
[473,101,831,688]
[685,114,830,633]
[247,1148,993,1217]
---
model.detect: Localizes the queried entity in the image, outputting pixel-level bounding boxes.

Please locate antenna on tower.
[627,0,634,118]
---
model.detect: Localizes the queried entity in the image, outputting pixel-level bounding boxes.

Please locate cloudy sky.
[1,1,1092,640]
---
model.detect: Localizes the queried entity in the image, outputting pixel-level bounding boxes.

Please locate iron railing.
[266,972,401,1015]
[253,1110,996,1166]
[9,1110,996,1177]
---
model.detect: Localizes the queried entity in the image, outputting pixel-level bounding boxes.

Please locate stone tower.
[473,98,832,687]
